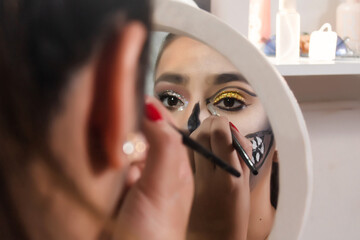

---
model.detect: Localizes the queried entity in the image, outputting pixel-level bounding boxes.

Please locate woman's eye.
[213,91,247,111]
[157,91,187,111]
[161,95,183,108]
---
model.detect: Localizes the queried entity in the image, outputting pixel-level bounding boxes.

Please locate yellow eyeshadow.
[213,91,245,104]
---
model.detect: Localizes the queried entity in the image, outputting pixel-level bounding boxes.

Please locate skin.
[12,23,194,240]
[154,36,277,240]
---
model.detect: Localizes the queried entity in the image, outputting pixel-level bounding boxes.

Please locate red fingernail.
[145,103,163,121]
[229,122,239,132]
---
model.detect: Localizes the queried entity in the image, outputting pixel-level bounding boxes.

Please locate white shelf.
[267,57,360,76]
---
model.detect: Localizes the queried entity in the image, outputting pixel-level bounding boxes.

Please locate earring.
[122,132,147,161]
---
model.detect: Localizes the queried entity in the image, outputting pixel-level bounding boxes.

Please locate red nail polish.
[229,122,239,132]
[145,103,163,121]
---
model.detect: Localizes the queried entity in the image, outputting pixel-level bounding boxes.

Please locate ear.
[88,22,147,172]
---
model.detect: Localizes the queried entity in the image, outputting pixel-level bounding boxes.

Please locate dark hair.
[0,0,151,239]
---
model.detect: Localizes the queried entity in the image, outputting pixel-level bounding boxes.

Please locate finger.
[116,103,194,240]
[146,95,196,174]
[139,103,193,198]
[145,95,176,125]
[209,117,243,180]
[190,117,216,179]
[230,122,252,179]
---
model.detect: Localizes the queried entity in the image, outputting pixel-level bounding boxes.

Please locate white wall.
[293,0,342,33]
[148,0,346,95]
[145,32,168,95]
[212,0,344,37]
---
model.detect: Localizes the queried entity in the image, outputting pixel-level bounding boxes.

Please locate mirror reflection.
[150,33,279,240]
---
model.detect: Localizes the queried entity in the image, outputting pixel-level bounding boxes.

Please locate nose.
[199,103,213,123]
[186,102,214,133]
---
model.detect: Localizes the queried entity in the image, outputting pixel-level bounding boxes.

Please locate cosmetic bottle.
[248,0,271,49]
[336,0,360,56]
[309,23,337,61]
[276,0,300,63]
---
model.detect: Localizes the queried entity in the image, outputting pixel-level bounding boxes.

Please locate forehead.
[156,36,238,76]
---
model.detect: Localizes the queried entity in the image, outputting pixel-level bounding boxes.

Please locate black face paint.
[187,102,200,134]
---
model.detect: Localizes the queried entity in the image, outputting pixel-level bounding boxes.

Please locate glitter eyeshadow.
[213,91,246,105]
[159,90,188,111]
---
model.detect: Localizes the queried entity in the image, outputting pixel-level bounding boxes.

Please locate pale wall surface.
[300,101,360,239]
[286,75,360,239]
[212,0,344,36]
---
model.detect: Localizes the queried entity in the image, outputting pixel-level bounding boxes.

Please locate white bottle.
[276,9,300,63]
[336,0,360,55]
[248,0,271,49]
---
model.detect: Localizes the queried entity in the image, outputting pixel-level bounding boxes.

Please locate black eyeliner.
[170,124,241,178]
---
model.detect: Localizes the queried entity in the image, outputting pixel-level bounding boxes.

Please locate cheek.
[171,100,203,130]
[228,104,269,135]
[249,145,275,190]
[169,107,193,129]
[171,111,188,128]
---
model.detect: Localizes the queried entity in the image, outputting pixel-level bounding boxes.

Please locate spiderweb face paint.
[246,129,274,172]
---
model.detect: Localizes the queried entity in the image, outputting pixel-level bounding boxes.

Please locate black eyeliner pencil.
[171,125,241,178]
[231,131,258,175]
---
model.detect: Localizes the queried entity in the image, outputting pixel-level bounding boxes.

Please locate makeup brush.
[170,124,241,178]
[231,130,258,175]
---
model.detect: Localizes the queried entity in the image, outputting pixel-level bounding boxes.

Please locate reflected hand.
[116,97,194,240]
[187,116,252,240]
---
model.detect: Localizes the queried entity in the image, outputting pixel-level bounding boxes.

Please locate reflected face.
[154,36,270,138]
[154,36,277,239]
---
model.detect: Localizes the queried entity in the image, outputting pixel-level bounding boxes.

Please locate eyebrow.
[214,73,256,96]
[214,73,248,85]
[207,86,257,100]
[155,72,255,96]
[155,73,188,86]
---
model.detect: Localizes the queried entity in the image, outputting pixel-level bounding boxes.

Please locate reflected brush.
[170,124,241,178]
[231,130,258,175]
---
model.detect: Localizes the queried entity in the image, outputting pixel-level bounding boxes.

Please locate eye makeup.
[213,90,246,105]
[213,90,247,111]
[157,90,188,112]
[206,87,251,114]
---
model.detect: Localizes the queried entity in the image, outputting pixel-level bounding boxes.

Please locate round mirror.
[151,1,313,239]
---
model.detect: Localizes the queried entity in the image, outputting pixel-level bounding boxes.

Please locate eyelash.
[157,89,247,112]
[212,90,247,112]
[157,90,188,111]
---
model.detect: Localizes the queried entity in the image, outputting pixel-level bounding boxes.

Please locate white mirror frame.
[153,0,313,239]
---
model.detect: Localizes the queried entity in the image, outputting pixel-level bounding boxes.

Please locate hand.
[115,97,194,240]
[187,116,252,240]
